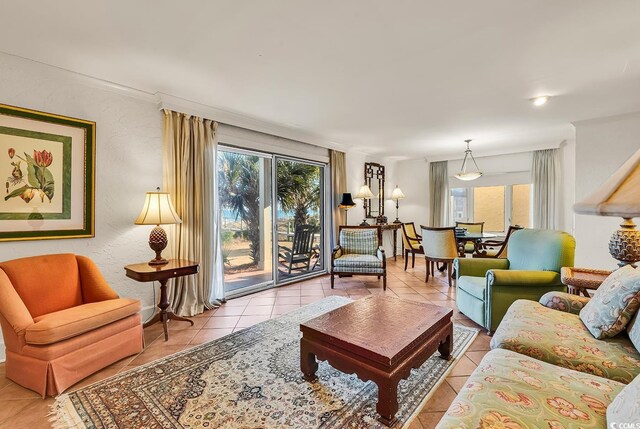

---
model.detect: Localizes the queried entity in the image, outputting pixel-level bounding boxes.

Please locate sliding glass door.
[218,149,274,295]
[275,157,325,283]
[218,147,326,297]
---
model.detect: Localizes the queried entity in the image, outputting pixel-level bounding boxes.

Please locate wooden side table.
[561,267,611,297]
[378,223,401,261]
[125,259,199,341]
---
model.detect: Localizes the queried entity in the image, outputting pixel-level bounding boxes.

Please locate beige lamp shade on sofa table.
[574,148,640,267]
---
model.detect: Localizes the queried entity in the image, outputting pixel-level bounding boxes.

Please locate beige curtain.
[532,148,560,230]
[330,150,347,245]
[429,161,449,227]
[163,110,224,316]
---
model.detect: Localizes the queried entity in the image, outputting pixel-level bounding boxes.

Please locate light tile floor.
[0,257,489,429]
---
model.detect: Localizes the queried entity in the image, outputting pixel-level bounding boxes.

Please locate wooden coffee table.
[300,295,453,426]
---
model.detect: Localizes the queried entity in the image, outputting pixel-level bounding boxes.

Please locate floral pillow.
[579,265,640,339]
[607,374,640,426]
[628,311,640,352]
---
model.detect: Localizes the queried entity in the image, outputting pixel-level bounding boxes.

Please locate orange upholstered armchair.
[0,254,143,397]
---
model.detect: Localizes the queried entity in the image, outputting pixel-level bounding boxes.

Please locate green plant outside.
[218,152,321,267]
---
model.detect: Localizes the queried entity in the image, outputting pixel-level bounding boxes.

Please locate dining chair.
[473,225,523,258]
[456,221,484,253]
[401,222,424,270]
[420,225,459,287]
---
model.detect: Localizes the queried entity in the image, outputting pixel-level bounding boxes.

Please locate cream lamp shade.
[391,186,406,200]
[135,188,182,266]
[355,185,375,199]
[574,148,640,267]
[354,184,375,226]
[574,149,640,218]
[135,190,182,225]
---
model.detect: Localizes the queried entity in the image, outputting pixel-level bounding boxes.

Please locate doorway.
[218,147,327,297]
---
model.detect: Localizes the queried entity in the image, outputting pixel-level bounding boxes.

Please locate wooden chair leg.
[447,263,452,287]
[383,274,387,291]
[331,273,335,289]
[404,250,409,271]
[425,258,430,282]
[412,252,415,268]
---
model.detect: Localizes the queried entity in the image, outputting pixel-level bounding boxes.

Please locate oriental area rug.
[51,296,477,429]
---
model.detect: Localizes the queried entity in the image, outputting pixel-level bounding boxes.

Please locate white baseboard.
[141,305,156,324]
[0,341,5,363]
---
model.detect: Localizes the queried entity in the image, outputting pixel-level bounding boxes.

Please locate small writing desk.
[124,259,199,341]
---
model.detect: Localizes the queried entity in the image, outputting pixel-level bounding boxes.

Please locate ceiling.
[1,1,639,159]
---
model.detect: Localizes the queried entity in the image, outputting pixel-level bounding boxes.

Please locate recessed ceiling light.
[531,96,550,106]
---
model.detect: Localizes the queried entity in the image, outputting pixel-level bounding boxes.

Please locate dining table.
[436,230,500,273]
[454,231,498,257]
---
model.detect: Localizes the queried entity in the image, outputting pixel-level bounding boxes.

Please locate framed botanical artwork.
[0,103,95,241]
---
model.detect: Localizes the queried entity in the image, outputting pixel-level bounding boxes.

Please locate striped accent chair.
[331,226,386,289]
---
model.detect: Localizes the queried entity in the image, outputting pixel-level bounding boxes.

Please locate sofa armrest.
[0,269,33,333]
[77,255,119,303]
[454,258,510,278]
[377,246,385,260]
[539,291,590,314]
[487,270,561,287]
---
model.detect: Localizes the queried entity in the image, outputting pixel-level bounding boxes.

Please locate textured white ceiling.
[1,0,639,158]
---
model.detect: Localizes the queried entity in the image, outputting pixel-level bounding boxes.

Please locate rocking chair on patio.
[278,224,315,274]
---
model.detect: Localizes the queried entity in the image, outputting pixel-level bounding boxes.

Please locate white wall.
[393,158,430,229]
[0,53,163,361]
[573,112,640,269]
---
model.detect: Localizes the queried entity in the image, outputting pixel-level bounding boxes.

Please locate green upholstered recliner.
[454,228,575,334]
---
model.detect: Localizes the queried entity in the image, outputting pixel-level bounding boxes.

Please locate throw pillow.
[628,311,640,351]
[607,374,640,426]
[579,265,640,339]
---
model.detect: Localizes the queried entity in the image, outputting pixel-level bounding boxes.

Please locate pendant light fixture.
[455,139,482,181]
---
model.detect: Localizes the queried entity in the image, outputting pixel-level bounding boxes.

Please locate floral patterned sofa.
[491,292,640,384]
[436,291,640,428]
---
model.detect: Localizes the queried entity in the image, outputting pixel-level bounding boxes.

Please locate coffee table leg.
[300,338,318,381]
[376,378,399,426]
[438,331,453,360]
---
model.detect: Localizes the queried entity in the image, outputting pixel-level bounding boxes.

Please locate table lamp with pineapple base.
[135,188,182,266]
[148,225,170,266]
[574,148,640,268]
[608,218,640,268]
